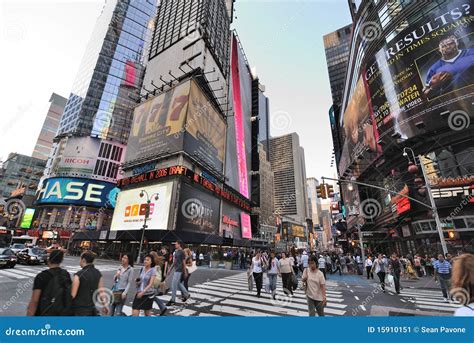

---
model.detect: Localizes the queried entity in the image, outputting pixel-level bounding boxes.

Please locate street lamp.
[402,147,448,256]
[136,189,159,264]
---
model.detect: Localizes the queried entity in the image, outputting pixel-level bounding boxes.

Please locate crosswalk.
[0,263,120,281]
[398,287,462,314]
[122,272,348,317]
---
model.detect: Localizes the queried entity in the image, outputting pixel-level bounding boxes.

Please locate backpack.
[38,269,72,316]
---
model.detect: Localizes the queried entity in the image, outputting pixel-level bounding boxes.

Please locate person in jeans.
[278,252,293,296]
[302,255,326,316]
[388,253,403,294]
[111,254,134,316]
[71,251,107,316]
[318,255,327,279]
[132,254,156,316]
[166,241,190,306]
[27,250,71,316]
[434,254,452,302]
[267,251,278,300]
[250,250,265,297]
[371,253,387,292]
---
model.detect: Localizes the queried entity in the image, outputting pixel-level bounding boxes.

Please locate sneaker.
[443,298,449,303]
[159,308,167,316]
[166,300,176,306]
[182,294,190,302]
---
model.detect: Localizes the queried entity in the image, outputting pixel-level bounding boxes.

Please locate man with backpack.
[27,250,72,316]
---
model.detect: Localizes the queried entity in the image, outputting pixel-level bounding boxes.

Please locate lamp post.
[402,147,448,256]
[136,189,159,265]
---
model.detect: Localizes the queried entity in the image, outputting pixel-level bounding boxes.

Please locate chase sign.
[36,177,119,208]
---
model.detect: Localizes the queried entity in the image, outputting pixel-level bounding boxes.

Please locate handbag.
[291,273,298,290]
[386,274,394,287]
[247,270,254,291]
[186,261,197,274]
[263,274,270,293]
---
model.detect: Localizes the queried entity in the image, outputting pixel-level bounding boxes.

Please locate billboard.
[125,81,191,162]
[184,80,226,172]
[20,208,35,229]
[36,177,119,208]
[57,137,101,176]
[110,181,173,231]
[364,0,473,140]
[176,183,220,234]
[125,79,226,172]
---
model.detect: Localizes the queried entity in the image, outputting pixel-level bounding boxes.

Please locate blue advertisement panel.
[36,177,119,208]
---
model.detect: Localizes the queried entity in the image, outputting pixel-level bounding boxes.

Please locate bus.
[11,235,38,247]
[0,227,13,248]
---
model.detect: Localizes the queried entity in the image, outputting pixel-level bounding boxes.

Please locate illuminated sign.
[222,215,239,227]
[432,185,474,201]
[110,182,173,231]
[20,208,35,229]
[36,177,119,208]
[241,213,252,239]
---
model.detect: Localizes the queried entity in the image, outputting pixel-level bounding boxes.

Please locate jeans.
[438,273,451,299]
[110,297,125,316]
[377,271,386,290]
[306,297,324,316]
[253,272,263,295]
[171,271,189,302]
[268,273,277,295]
[154,295,166,310]
[281,273,293,295]
[392,271,401,293]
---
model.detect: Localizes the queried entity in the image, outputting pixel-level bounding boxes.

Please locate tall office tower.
[307,177,322,226]
[256,81,271,157]
[323,24,352,167]
[32,93,67,161]
[35,0,158,241]
[268,133,308,224]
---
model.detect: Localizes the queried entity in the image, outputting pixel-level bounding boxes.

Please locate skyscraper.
[268,133,308,224]
[306,177,322,226]
[32,93,67,161]
[34,0,157,241]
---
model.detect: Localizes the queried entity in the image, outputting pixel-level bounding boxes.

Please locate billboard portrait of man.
[422,35,474,98]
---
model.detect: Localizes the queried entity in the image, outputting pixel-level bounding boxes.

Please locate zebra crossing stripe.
[1,268,37,278]
[209,304,276,316]
[0,269,29,279]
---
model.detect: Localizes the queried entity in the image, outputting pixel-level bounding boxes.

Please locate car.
[10,243,26,254]
[0,248,17,268]
[16,247,48,265]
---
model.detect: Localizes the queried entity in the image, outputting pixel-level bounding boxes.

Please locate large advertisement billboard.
[57,137,100,176]
[20,208,35,229]
[36,177,119,208]
[365,0,473,139]
[125,79,226,172]
[176,183,220,235]
[110,181,173,231]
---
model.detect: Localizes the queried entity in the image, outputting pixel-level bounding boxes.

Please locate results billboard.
[110,181,173,231]
[125,79,226,172]
[36,177,119,208]
[176,183,220,235]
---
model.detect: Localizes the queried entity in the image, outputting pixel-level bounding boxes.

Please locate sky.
[0,0,352,180]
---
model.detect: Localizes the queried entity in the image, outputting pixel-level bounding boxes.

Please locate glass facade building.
[0,153,46,198]
[57,0,157,145]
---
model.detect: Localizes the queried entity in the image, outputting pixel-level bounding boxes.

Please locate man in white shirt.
[318,255,327,279]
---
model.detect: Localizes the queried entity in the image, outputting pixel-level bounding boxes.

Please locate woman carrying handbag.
[302,255,326,316]
[111,254,134,316]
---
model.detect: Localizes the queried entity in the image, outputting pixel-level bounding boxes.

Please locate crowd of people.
[25,244,473,317]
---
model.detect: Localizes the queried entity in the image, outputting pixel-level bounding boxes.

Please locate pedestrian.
[166,241,190,306]
[182,248,194,290]
[250,250,266,297]
[356,254,363,275]
[365,256,374,279]
[71,251,107,316]
[318,255,327,279]
[434,253,452,303]
[278,252,294,295]
[198,252,204,266]
[267,251,278,300]
[111,254,134,316]
[334,255,342,276]
[388,253,403,294]
[325,254,332,274]
[301,251,309,272]
[302,255,326,317]
[150,251,167,316]
[451,253,474,316]
[132,254,156,316]
[371,253,387,292]
[414,255,422,277]
[239,251,246,269]
[27,250,72,316]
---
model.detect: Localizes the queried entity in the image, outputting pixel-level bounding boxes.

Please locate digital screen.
[20,208,35,229]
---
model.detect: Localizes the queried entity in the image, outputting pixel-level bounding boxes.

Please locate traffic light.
[447,230,455,239]
[327,184,335,198]
[317,184,327,199]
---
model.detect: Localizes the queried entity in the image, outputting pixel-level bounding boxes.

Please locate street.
[0,256,462,317]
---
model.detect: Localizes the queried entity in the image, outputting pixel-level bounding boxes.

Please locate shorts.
[132,293,154,311]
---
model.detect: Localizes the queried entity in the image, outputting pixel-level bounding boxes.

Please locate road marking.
[354,296,359,300]
[359,305,366,311]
